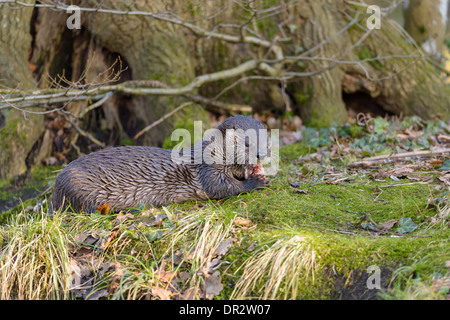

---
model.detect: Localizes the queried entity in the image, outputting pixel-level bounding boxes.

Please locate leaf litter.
[66,208,239,300]
[282,115,450,236]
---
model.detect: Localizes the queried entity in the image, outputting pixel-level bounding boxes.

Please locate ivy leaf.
[374,118,389,135]
[397,217,418,234]
[361,221,378,231]
[439,160,450,171]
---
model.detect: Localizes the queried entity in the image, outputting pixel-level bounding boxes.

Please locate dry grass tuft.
[0,212,72,300]
[112,209,236,300]
[231,235,316,300]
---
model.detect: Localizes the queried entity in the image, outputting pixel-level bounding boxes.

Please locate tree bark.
[342,18,450,119]
[287,0,450,126]
[404,0,448,60]
[0,0,44,180]
[292,0,350,126]
[79,0,209,146]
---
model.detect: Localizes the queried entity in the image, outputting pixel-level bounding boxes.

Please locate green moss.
[0,118,22,153]
[445,37,450,49]
[1,136,448,299]
[293,92,310,104]
[357,46,383,70]
[418,25,426,34]
[207,142,449,298]
[0,165,59,224]
[30,166,58,183]
[279,142,315,162]
[257,18,278,40]
[149,72,165,81]
[307,102,339,128]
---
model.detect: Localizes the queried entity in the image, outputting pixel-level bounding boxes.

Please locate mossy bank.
[0,136,449,300]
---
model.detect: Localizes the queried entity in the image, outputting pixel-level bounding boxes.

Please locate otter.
[50,115,270,213]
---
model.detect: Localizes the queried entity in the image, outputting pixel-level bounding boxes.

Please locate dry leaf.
[392,167,414,178]
[203,271,223,300]
[69,256,120,299]
[293,188,309,194]
[372,168,389,179]
[154,259,179,285]
[86,289,109,300]
[378,219,398,230]
[215,238,236,258]
[177,288,200,300]
[438,174,450,186]
[152,286,173,300]
[432,277,450,293]
[156,269,177,284]
[179,271,190,281]
[115,213,134,224]
[27,61,37,73]
[74,229,117,253]
[234,218,254,227]
[204,258,220,274]
[396,133,409,140]
[140,213,167,227]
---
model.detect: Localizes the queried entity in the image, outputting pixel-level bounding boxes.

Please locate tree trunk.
[286,0,450,126]
[0,0,44,180]
[292,0,350,126]
[404,0,448,60]
[79,0,209,146]
[342,17,450,119]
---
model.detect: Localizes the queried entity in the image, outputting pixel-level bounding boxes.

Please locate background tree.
[404,0,448,60]
[0,0,449,180]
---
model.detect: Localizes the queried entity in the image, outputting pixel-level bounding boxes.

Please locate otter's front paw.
[243,174,270,192]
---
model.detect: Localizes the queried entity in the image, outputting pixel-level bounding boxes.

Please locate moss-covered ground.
[0,117,449,300]
[0,166,59,224]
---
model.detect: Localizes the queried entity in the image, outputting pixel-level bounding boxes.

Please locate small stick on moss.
[349,149,450,168]
[312,210,343,226]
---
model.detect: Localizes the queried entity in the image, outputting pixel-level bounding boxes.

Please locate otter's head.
[216,115,270,180]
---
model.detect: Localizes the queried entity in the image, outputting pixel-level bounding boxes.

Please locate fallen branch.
[349,148,450,167]
[0,59,271,109]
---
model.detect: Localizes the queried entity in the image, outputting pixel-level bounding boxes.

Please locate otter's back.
[51,146,199,213]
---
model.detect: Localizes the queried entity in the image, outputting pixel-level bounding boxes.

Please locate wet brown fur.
[50,115,270,213]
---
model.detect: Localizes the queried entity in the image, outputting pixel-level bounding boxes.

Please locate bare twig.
[78,92,114,118]
[66,118,106,148]
[133,101,193,141]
